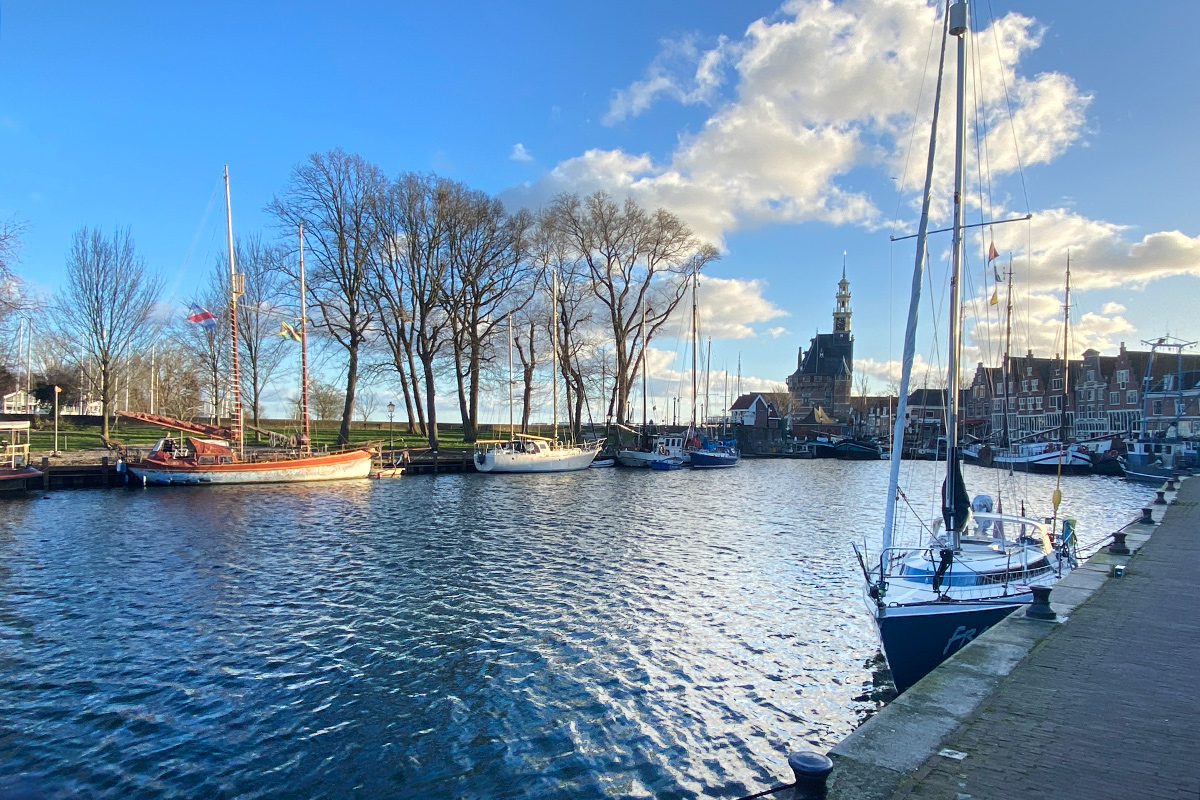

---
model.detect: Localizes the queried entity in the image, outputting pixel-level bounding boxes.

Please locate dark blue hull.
[878,601,1023,693]
[689,450,739,468]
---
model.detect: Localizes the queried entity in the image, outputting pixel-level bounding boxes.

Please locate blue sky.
[3,1,1199,416]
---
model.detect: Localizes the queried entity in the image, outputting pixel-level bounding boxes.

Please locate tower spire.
[834,258,852,334]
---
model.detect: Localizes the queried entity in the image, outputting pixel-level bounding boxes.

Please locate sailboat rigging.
[859,0,1077,694]
[118,167,375,485]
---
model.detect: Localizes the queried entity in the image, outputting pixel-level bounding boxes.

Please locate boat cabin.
[147,436,236,465]
[0,421,32,469]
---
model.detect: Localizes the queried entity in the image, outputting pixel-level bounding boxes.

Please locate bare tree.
[309,380,343,422]
[356,387,379,423]
[54,227,162,437]
[369,173,455,450]
[546,191,719,426]
[270,149,382,445]
[445,195,537,442]
[151,342,203,420]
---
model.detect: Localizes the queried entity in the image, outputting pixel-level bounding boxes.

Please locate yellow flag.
[989,289,998,306]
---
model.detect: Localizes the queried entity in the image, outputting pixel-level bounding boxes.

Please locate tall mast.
[882,3,951,554]
[704,336,712,427]
[224,166,244,457]
[641,301,648,449]
[1002,257,1014,448]
[508,313,514,440]
[1060,252,1071,442]
[552,271,559,444]
[299,223,311,452]
[14,318,23,395]
[691,261,699,428]
[943,0,969,544]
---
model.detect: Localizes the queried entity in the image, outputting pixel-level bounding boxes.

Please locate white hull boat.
[475,438,599,473]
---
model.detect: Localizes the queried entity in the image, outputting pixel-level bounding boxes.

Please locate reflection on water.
[0,462,1150,798]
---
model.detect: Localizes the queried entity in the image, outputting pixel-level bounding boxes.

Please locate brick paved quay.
[825,477,1200,800]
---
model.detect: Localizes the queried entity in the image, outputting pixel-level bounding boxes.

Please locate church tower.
[833,263,852,334]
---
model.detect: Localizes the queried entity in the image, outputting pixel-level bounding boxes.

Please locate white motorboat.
[474,434,599,473]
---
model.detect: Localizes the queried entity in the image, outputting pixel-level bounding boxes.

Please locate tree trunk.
[339,342,358,445]
[453,340,470,442]
[465,343,481,444]
[421,354,438,450]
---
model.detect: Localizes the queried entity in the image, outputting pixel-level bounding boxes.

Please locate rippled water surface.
[0,461,1151,798]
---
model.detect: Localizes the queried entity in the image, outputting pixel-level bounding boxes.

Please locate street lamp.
[387,401,395,452]
[53,385,61,455]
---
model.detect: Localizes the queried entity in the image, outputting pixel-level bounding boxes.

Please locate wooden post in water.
[41,457,50,490]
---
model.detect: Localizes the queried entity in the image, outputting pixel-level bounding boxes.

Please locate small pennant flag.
[54,385,62,394]
[994,264,1002,283]
[279,320,302,342]
[987,240,999,263]
[187,304,218,329]
[989,289,999,306]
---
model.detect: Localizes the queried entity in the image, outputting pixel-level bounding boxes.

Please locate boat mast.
[641,301,648,449]
[508,313,514,440]
[552,271,559,445]
[299,223,311,453]
[944,0,969,546]
[704,336,712,429]
[1001,257,1013,448]
[691,261,699,430]
[224,166,244,458]
[1060,252,1071,442]
[882,3,951,554]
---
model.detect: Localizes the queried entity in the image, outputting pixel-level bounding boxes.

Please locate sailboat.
[683,266,739,469]
[474,275,600,473]
[119,169,375,486]
[987,256,1092,474]
[858,2,1077,694]
[616,300,684,468]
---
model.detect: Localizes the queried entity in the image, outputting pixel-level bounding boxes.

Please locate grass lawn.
[19,419,528,454]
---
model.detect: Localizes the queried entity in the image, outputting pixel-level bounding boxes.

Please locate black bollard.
[1140,507,1155,524]
[1025,586,1056,620]
[1109,532,1130,555]
[788,751,833,799]
[1165,478,1176,491]
[1155,490,1167,505]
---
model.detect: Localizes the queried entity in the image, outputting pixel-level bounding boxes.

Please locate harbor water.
[0,461,1151,799]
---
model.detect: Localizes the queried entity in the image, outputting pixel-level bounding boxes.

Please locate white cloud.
[603,34,735,125]
[696,275,787,339]
[1102,302,1126,315]
[513,0,1089,248]
[510,143,534,162]
[766,326,789,339]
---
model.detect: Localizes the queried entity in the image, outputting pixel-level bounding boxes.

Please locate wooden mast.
[223,166,244,457]
[299,223,311,453]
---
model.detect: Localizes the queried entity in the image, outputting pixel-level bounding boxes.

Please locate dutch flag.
[187,303,218,329]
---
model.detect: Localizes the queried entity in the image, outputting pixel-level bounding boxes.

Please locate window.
[1087,369,1095,382]
[1019,397,1027,411]
[1117,369,1130,384]
[1087,389,1095,401]
[1178,400,1187,415]
[1110,392,1119,405]
[1026,366,1033,376]
[1022,380,1030,392]
[1049,395,1061,411]
[1153,400,1163,416]
[1127,390,1138,405]
[1031,379,1039,392]
[1035,397,1043,410]
[993,400,1002,412]
[1008,381,1015,394]
[1051,378,1063,391]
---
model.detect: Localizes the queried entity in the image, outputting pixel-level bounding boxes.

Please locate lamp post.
[53,385,61,455]
[387,401,395,452]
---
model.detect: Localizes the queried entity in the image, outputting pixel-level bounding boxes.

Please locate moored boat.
[0,421,41,497]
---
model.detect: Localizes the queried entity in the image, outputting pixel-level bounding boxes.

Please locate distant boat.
[590,457,616,468]
[119,174,373,486]
[834,437,883,460]
[616,300,680,469]
[649,457,683,471]
[0,420,41,497]
[688,441,740,468]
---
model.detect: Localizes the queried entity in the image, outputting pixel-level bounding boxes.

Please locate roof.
[730,393,763,411]
[790,331,853,379]
[907,388,949,407]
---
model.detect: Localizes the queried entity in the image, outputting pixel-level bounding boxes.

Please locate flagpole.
[53,386,60,455]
